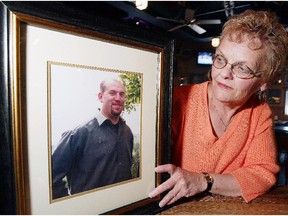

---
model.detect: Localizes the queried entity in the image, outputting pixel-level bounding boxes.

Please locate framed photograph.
[0,2,173,215]
[48,62,143,201]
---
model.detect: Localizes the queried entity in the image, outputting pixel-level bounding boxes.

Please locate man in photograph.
[52,78,134,199]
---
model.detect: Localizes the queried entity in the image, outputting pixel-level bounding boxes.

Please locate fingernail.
[148,193,153,198]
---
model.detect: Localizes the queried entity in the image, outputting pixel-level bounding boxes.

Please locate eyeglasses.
[212,54,261,79]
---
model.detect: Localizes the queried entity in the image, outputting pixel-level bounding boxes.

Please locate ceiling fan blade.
[195,4,251,17]
[196,19,221,25]
[188,24,206,34]
[156,16,185,24]
[168,24,187,32]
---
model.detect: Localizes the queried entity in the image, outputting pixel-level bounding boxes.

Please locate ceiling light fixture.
[135,0,148,10]
[211,37,220,47]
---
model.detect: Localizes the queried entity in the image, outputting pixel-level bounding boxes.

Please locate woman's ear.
[260,83,267,92]
[258,83,268,103]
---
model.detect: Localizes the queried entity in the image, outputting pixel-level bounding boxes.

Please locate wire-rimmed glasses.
[212,54,262,79]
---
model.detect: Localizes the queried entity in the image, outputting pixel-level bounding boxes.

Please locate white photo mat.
[23,24,160,214]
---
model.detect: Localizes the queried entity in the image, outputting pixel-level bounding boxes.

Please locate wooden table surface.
[159,186,288,215]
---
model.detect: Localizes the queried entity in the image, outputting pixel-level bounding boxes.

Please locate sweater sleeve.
[230,104,280,202]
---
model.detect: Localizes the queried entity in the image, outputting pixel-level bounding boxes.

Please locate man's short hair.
[100,78,124,93]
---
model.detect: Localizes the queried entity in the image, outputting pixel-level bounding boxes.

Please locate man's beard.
[111,110,122,117]
[111,104,123,117]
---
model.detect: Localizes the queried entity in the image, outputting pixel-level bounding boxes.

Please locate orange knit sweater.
[171,81,279,202]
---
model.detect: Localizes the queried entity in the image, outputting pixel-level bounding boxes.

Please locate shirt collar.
[96,112,108,126]
[96,112,123,126]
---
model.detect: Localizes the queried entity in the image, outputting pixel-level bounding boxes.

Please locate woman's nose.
[220,63,233,79]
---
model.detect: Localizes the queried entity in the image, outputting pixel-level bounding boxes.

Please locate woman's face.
[211,36,266,107]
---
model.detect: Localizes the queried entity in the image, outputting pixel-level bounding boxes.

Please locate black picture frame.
[0,1,174,214]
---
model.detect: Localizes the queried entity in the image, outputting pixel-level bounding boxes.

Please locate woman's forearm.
[208,173,241,197]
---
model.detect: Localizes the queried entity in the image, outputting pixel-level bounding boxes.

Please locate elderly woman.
[149,10,288,207]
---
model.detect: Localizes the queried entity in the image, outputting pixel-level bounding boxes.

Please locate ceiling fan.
[156,8,221,35]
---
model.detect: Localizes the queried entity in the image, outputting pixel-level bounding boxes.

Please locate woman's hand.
[148,164,206,207]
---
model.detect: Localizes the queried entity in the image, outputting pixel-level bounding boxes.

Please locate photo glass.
[48,62,142,201]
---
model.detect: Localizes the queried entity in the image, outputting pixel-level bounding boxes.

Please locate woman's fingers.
[159,183,183,207]
[148,164,177,198]
[149,165,200,208]
[149,176,175,198]
[154,164,176,175]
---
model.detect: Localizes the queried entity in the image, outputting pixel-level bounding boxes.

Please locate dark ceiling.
[72,1,288,43]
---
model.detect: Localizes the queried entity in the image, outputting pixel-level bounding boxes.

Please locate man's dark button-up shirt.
[52,113,134,199]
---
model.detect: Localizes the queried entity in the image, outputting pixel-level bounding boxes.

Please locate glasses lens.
[213,55,227,69]
[232,63,254,79]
